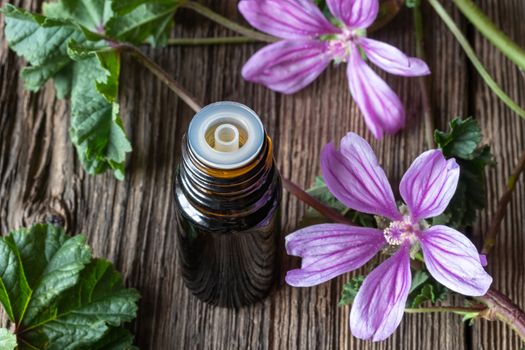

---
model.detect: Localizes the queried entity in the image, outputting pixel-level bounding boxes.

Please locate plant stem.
[281,177,355,226]
[413,0,435,148]
[427,0,525,119]
[477,287,525,342]
[182,1,277,43]
[482,149,525,255]
[404,306,486,314]
[282,177,525,341]
[167,36,258,46]
[452,0,525,71]
[118,44,202,113]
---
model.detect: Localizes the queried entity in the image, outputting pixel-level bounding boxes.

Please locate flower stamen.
[327,27,366,63]
[383,218,417,246]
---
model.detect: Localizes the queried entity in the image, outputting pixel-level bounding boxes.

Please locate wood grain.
[0,0,524,349]
[471,0,525,349]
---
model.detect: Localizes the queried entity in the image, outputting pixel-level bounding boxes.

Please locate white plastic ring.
[187,102,265,169]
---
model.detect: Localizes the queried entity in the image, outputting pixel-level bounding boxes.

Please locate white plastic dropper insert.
[214,123,240,152]
[187,101,265,170]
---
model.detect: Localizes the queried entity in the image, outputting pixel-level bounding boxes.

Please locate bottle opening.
[204,121,247,150]
[213,123,240,152]
[187,102,265,169]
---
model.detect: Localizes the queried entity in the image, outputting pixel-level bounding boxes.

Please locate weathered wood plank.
[1,0,523,349]
[472,0,525,349]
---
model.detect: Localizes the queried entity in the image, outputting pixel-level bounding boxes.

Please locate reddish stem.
[281,178,355,226]
[482,149,525,255]
[118,43,203,113]
[477,288,525,342]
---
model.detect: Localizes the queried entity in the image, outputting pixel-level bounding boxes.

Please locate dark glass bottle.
[174,102,281,308]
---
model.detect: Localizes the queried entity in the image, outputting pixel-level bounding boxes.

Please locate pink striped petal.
[399,150,460,221]
[326,0,379,29]
[321,133,401,220]
[238,0,340,39]
[347,46,405,139]
[359,37,430,76]
[242,40,331,94]
[419,226,492,296]
[350,244,411,341]
[285,224,385,287]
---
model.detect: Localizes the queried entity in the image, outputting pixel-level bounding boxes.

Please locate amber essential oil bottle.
[174,102,281,308]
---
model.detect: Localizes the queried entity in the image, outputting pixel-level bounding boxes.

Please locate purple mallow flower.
[285,132,492,341]
[238,0,431,139]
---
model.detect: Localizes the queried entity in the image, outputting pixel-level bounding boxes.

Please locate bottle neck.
[177,133,279,227]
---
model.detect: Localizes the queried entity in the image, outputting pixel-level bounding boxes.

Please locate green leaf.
[1,4,85,92]
[409,270,430,294]
[1,4,131,179]
[0,236,31,321]
[435,117,482,159]
[2,1,182,179]
[411,285,435,308]
[22,259,140,349]
[1,5,77,63]
[43,0,114,33]
[20,57,72,92]
[53,62,75,98]
[299,176,376,228]
[406,271,448,308]
[307,176,348,213]
[339,275,365,306]
[0,224,140,349]
[67,45,131,180]
[106,1,180,46]
[91,327,138,350]
[112,0,151,15]
[434,118,495,228]
[111,0,181,16]
[0,329,16,350]
[7,224,92,326]
[461,311,480,325]
[67,39,109,60]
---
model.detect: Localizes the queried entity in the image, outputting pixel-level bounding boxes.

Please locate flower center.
[383,218,419,246]
[326,28,366,63]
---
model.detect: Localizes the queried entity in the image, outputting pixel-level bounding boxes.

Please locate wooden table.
[1,0,524,349]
